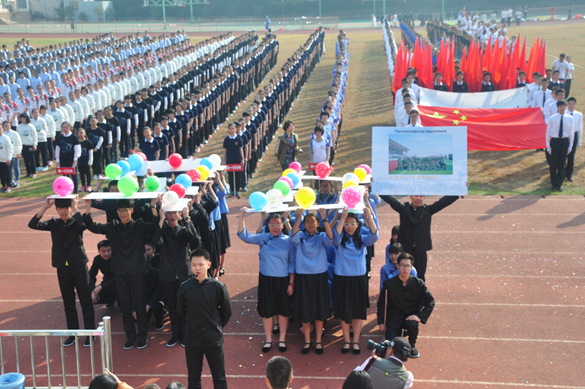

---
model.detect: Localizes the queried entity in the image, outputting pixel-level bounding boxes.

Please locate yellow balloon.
[196,165,210,181]
[282,168,296,177]
[354,167,367,182]
[296,187,316,209]
[343,180,358,189]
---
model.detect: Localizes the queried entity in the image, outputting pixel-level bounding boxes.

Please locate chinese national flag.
[417,106,546,151]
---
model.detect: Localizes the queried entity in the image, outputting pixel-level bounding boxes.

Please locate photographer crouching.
[354,337,413,389]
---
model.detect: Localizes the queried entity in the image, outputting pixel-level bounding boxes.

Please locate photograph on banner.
[371,126,468,196]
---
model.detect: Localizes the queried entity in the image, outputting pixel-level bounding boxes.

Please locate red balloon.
[137,152,147,162]
[170,183,186,199]
[187,168,202,182]
[169,153,183,168]
[315,162,332,178]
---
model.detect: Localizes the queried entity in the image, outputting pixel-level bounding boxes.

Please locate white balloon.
[136,161,150,177]
[342,173,359,184]
[266,189,284,208]
[163,191,179,207]
[209,154,221,168]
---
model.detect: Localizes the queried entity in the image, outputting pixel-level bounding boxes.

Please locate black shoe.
[278,341,287,352]
[557,186,564,192]
[551,187,558,192]
[410,347,420,358]
[166,337,180,347]
[567,177,574,182]
[63,336,75,347]
[124,340,134,350]
[315,342,323,355]
[155,321,164,331]
[352,342,361,355]
[137,339,147,349]
[262,341,272,352]
[341,342,351,354]
[272,324,280,335]
[84,336,96,348]
[301,342,312,355]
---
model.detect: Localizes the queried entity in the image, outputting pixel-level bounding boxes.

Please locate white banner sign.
[371,126,468,196]
[418,86,529,109]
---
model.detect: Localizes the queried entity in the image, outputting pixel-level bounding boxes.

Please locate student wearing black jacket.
[152,206,201,347]
[29,197,96,347]
[89,240,117,309]
[83,196,160,350]
[380,194,458,281]
[177,248,232,389]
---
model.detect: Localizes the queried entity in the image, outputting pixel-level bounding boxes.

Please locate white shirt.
[567,109,583,147]
[546,112,574,150]
[551,60,570,79]
[566,63,574,80]
[531,89,552,109]
[398,112,422,127]
[310,137,329,163]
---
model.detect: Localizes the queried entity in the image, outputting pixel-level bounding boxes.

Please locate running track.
[0,195,584,388]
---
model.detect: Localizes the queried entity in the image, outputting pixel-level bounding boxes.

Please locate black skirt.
[293,272,331,323]
[214,216,226,256]
[257,273,292,318]
[209,227,221,270]
[332,274,370,324]
[220,212,231,252]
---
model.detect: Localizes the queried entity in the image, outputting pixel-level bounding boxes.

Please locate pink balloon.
[358,164,371,174]
[315,162,332,178]
[278,176,293,189]
[53,177,74,196]
[170,183,186,199]
[342,187,361,208]
[289,161,302,173]
[168,153,183,168]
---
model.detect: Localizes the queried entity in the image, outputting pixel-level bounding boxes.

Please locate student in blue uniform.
[238,208,294,354]
[139,126,161,161]
[316,180,339,224]
[213,169,231,277]
[332,207,378,355]
[152,123,169,161]
[290,208,333,355]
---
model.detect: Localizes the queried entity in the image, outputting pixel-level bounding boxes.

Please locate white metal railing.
[0,317,113,389]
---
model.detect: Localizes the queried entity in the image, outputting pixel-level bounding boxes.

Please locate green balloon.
[118,176,139,197]
[105,163,122,180]
[273,180,291,197]
[145,176,160,192]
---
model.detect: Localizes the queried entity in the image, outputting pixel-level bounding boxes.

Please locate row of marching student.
[0,30,280,193]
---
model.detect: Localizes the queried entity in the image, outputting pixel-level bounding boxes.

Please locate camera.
[366,339,390,357]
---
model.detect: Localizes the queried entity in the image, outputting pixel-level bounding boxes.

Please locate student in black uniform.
[89,240,117,309]
[29,197,96,347]
[452,71,468,93]
[139,126,161,161]
[433,73,449,91]
[153,123,170,161]
[516,71,527,88]
[223,122,244,198]
[76,128,94,192]
[55,122,81,194]
[123,95,139,151]
[481,72,496,92]
[85,116,105,179]
[83,196,160,350]
[105,107,121,163]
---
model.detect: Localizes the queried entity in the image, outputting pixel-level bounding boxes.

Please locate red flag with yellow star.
[417,106,546,151]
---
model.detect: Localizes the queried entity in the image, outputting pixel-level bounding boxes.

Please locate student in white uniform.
[546,100,573,192]
[405,110,423,127]
[565,97,582,182]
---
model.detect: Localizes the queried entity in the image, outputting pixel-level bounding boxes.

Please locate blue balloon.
[128,154,143,171]
[136,161,149,177]
[249,192,268,211]
[116,160,131,177]
[175,173,193,188]
[199,157,214,170]
[286,172,300,188]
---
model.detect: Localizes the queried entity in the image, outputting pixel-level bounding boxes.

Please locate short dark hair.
[54,199,72,208]
[313,126,324,135]
[88,374,118,389]
[554,88,566,95]
[398,253,415,266]
[165,383,186,389]
[144,384,161,389]
[266,356,293,389]
[410,109,419,116]
[388,242,404,254]
[190,248,210,262]
[97,240,110,250]
[116,199,134,209]
[567,97,577,103]
[342,371,373,389]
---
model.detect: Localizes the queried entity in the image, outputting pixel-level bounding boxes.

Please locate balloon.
[105,163,122,180]
[168,153,183,168]
[282,168,296,177]
[249,192,268,211]
[136,161,149,177]
[273,180,291,197]
[296,187,316,208]
[187,168,201,182]
[163,190,179,207]
[342,187,361,208]
[170,183,186,199]
[137,152,147,162]
[315,162,332,179]
[175,173,193,189]
[289,161,302,173]
[196,165,210,181]
[128,154,143,171]
[286,172,300,188]
[53,176,74,196]
[354,167,367,182]
[116,160,131,177]
[118,176,139,196]
[208,154,221,168]
[145,176,160,191]
[278,176,294,189]
[358,164,371,174]
[266,189,284,208]
[343,180,358,189]
[342,173,359,184]
[199,157,213,170]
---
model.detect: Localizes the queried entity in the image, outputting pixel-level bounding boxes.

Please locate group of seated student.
[0,29,280,192]
[223,28,326,198]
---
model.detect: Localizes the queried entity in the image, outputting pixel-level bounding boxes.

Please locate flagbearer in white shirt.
[565,97,583,182]
[546,100,573,192]
[397,102,421,127]
[406,110,423,127]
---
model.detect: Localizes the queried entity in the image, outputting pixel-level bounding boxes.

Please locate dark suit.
[453,81,469,93]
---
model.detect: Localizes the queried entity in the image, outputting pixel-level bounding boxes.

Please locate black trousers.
[92,149,103,176]
[564,79,572,98]
[385,319,419,347]
[56,266,96,330]
[35,141,48,168]
[0,162,11,187]
[22,146,37,175]
[565,133,579,179]
[413,251,428,281]
[161,279,184,339]
[548,137,569,188]
[185,345,228,389]
[47,138,54,161]
[79,164,91,187]
[115,273,148,343]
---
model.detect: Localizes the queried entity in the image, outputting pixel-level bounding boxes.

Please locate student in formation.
[480,72,495,92]
[432,73,449,91]
[17,113,37,178]
[213,170,231,277]
[406,110,423,127]
[139,126,161,161]
[379,242,418,291]
[452,71,469,93]
[0,122,13,192]
[531,78,552,109]
[546,100,574,192]
[29,197,96,346]
[223,122,244,197]
[30,108,49,172]
[238,208,294,353]
[89,240,117,309]
[310,126,330,176]
[2,121,22,188]
[76,128,94,192]
[565,97,583,182]
[56,122,81,194]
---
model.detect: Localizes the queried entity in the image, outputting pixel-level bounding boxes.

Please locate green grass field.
[390,158,453,175]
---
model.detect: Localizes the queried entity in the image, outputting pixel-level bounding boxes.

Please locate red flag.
[417,106,546,150]
[519,35,527,75]
[425,42,434,88]
[506,38,519,89]
[539,39,547,75]
[447,39,455,91]
[461,46,467,78]
[392,41,405,96]
[526,37,540,82]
